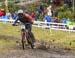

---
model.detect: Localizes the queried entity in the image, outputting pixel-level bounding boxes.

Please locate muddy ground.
[0,35,75,58]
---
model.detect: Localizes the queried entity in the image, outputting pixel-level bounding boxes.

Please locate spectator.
[38,4,45,13]
[6,10,11,19]
[51,8,58,17]
[43,15,52,22]
[53,0,61,6]
[66,18,73,29]
[31,11,35,18]
[12,12,17,20]
[54,18,60,23]
[61,18,67,24]
[64,0,72,7]
[43,14,52,26]
[47,5,52,17]
[0,9,5,16]
[35,11,40,21]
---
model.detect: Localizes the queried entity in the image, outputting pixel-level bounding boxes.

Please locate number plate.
[21,25,25,29]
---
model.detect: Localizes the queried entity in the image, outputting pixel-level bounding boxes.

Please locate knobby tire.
[22,32,25,50]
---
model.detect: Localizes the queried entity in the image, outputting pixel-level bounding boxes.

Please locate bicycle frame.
[21,24,26,49]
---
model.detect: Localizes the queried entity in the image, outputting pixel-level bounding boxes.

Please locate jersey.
[14,13,34,24]
[24,13,33,22]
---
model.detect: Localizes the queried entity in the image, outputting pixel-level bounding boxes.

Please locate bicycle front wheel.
[22,32,25,50]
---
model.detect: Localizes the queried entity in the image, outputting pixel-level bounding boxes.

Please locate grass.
[0,22,20,37]
[32,26,75,51]
[0,38,16,51]
[0,22,75,51]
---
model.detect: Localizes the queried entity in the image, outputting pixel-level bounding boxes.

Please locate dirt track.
[0,35,75,58]
[0,47,74,58]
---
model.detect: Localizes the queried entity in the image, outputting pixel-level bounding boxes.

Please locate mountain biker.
[13,8,36,48]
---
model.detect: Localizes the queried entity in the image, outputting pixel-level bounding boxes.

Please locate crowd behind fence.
[0,19,75,32]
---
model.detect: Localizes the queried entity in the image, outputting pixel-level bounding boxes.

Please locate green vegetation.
[0,23,20,36]
[57,6,75,21]
[41,0,75,21]
[0,23,75,51]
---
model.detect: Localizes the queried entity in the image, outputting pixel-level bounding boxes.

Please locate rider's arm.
[12,16,19,26]
[13,16,19,24]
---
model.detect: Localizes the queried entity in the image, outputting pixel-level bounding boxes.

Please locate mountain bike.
[13,23,34,50]
[21,23,34,50]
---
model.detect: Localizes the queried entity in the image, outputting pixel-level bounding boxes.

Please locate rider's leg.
[28,31,35,43]
[21,23,26,44]
[26,24,35,44]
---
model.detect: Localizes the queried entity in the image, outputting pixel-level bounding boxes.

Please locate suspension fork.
[21,29,26,40]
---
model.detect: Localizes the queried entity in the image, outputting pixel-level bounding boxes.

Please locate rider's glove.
[12,24,16,26]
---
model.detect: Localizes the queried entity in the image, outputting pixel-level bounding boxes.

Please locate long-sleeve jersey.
[14,13,34,24]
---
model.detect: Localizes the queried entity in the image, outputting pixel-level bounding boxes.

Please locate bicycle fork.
[21,30,26,50]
